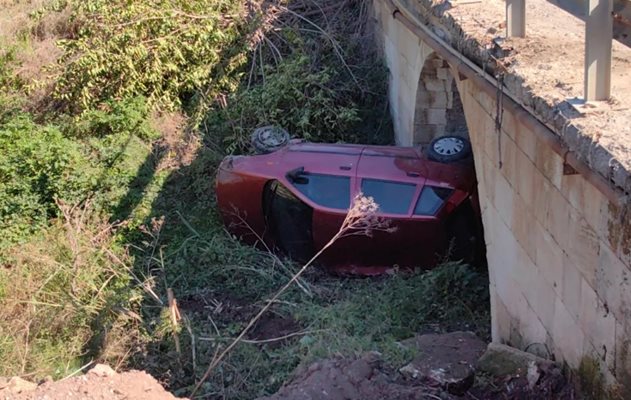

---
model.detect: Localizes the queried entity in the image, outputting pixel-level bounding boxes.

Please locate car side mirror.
[286,167,309,184]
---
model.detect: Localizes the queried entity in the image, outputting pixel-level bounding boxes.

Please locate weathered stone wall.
[373,0,433,146]
[458,76,631,393]
[373,0,631,394]
[372,0,469,146]
[412,54,466,145]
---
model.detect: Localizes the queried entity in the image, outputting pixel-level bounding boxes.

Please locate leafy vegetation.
[0,115,91,246]
[0,0,489,399]
[54,0,247,112]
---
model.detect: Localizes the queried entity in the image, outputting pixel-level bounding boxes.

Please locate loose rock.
[398,331,487,394]
[477,343,556,377]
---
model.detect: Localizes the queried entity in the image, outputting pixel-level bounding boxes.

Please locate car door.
[267,146,360,261]
[348,150,447,269]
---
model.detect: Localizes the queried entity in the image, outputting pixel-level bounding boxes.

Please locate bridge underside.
[374,0,631,395]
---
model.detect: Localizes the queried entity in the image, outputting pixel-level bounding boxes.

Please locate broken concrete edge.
[393,0,631,200]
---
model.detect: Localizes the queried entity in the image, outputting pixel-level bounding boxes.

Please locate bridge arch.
[413,53,469,146]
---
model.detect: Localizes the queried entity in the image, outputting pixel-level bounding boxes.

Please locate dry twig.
[190,194,393,397]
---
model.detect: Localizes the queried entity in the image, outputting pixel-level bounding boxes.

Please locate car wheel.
[251,126,290,154]
[426,135,472,163]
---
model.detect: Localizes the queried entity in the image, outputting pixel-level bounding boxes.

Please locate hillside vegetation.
[0,0,489,398]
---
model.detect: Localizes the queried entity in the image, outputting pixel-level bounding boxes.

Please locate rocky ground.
[258,332,577,400]
[1,332,579,400]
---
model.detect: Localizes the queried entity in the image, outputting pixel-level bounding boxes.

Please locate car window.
[414,186,453,216]
[291,174,350,210]
[361,179,416,215]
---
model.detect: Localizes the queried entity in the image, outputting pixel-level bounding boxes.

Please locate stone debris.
[398,331,487,394]
[477,342,556,377]
[87,364,116,378]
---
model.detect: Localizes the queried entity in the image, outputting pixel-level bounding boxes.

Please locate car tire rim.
[433,136,465,156]
[256,127,288,148]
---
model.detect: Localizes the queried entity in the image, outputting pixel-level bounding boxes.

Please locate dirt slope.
[1,365,185,400]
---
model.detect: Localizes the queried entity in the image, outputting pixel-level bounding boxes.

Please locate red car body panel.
[216,141,479,274]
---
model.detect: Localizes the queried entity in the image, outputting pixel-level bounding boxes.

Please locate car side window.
[360,179,416,215]
[291,174,351,210]
[414,186,453,216]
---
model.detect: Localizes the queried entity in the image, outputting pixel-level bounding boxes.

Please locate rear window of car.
[361,179,416,215]
[291,174,350,210]
[414,186,453,216]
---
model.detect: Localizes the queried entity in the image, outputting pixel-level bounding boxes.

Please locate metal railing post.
[506,0,526,37]
[585,0,613,101]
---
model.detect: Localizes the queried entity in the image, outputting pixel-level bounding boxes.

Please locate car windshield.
[414,186,453,216]
[291,174,350,210]
[360,179,416,215]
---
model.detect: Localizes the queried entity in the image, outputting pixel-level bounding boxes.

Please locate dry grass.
[151,111,200,171]
[1,0,72,111]
[191,194,394,396]
[0,201,141,378]
[0,0,49,47]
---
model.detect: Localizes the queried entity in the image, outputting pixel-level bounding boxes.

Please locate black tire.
[426,135,472,163]
[251,126,290,154]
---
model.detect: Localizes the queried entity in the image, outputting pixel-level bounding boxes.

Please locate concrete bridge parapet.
[373,0,631,395]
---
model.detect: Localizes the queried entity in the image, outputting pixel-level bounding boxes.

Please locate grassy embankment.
[0,1,490,398]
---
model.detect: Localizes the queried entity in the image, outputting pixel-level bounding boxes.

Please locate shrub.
[0,97,160,247]
[64,96,158,140]
[53,0,248,112]
[204,0,392,152]
[208,55,362,153]
[0,115,94,246]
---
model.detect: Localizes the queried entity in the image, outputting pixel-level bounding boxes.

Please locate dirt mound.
[257,334,578,400]
[257,353,455,400]
[0,364,185,400]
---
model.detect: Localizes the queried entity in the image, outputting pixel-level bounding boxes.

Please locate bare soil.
[151,111,199,171]
[1,366,183,400]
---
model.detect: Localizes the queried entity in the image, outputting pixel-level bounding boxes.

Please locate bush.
[208,56,362,153]
[0,97,161,248]
[0,115,94,246]
[53,0,248,112]
[204,0,392,152]
[64,96,158,140]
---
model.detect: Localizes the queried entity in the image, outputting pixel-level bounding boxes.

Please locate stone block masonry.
[373,0,631,394]
[456,76,631,394]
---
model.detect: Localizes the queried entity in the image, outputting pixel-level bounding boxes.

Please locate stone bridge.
[373,0,631,394]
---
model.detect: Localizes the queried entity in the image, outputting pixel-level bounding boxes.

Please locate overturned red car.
[216,129,483,275]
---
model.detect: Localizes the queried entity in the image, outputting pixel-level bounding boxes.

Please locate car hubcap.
[433,137,464,156]
[258,127,287,147]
